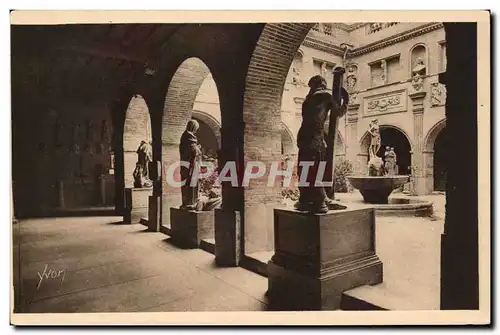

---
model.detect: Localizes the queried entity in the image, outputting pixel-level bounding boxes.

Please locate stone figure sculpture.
[133,140,153,188]
[367,119,384,176]
[384,146,398,176]
[179,119,203,210]
[411,57,426,91]
[294,74,348,214]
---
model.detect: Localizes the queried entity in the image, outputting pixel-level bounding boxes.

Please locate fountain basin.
[347,175,410,204]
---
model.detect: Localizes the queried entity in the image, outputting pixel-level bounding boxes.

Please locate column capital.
[413,107,425,114]
[409,91,427,100]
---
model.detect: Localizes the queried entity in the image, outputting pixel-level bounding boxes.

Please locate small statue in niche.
[411,57,426,91]
[133,140,153,188]
[412,57,426,76]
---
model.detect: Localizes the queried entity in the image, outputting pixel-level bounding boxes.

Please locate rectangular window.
[313,59,323,76]
[386,55,401,83]
[370,62,385,87]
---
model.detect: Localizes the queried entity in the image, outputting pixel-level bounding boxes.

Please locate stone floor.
[13,217,267,313]
[13,193,445,312]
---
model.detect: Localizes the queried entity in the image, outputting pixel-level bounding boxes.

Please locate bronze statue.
[133,140,153,188]
[294,75,348,214]
[179,119,203,210]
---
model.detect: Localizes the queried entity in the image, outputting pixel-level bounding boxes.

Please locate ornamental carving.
[364,90,407,115]
[367,96,400,112]
[348,92,358,106]
[345,64,358,93]
[411,74,424,91]
[430,83,447,106]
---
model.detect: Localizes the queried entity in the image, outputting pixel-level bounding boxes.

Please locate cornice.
[333,23,368,32]
[302,36,346,57]
[350,22,444,56]
[303,22,444,59]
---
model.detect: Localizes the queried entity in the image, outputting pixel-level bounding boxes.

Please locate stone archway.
[281,122,295,157]
[123,94,152,188]
[160,57,216,226]
[423,118,446,194]
[359,125,413,177]
[192,110,221,158]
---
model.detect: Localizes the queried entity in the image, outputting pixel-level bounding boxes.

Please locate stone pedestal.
[214,208,242,267]
[170,207,214,248]
[267,207,383,311]
[123,187,153,224]
[148,195,161,232]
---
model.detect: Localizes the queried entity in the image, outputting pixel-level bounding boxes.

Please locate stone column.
[409,91,426,196]
[214,121,244,266]
[346,102,360,172]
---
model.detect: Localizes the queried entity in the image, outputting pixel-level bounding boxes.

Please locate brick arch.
[161,57,215,223]
[192,109,222,149]
[123,94,152,188]
[242,23,314,253]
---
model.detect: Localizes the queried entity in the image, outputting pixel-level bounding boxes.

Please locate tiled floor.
[13,217,267,313]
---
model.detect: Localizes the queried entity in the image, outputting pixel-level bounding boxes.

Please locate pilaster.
[409,91,426,196]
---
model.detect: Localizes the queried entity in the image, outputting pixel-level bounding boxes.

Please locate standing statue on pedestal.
[179,119,203,210]
[367,119,384,176]
[294,74,348,214]
[179,120,222,211]
[133,140,153,188]
[384,146,398,176]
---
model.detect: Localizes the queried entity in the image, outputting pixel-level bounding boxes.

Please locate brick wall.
[242,23,314,253]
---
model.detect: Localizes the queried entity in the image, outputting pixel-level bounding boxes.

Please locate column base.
[123,187,153,224]
[267,207,383,311]
[214,208,242,267]
[170,207,214,248]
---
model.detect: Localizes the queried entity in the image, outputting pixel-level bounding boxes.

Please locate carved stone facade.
[364,90,407,116]
[193,22,447,196]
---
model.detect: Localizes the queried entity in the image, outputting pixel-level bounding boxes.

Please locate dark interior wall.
[11,26,141,217]
[440,22,479,310]
[11,23,264,217]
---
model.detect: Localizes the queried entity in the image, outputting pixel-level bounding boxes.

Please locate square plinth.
[170,207,215,248]
[214,208,242,267]
[267,207,383,311]
[124,187,153,224]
